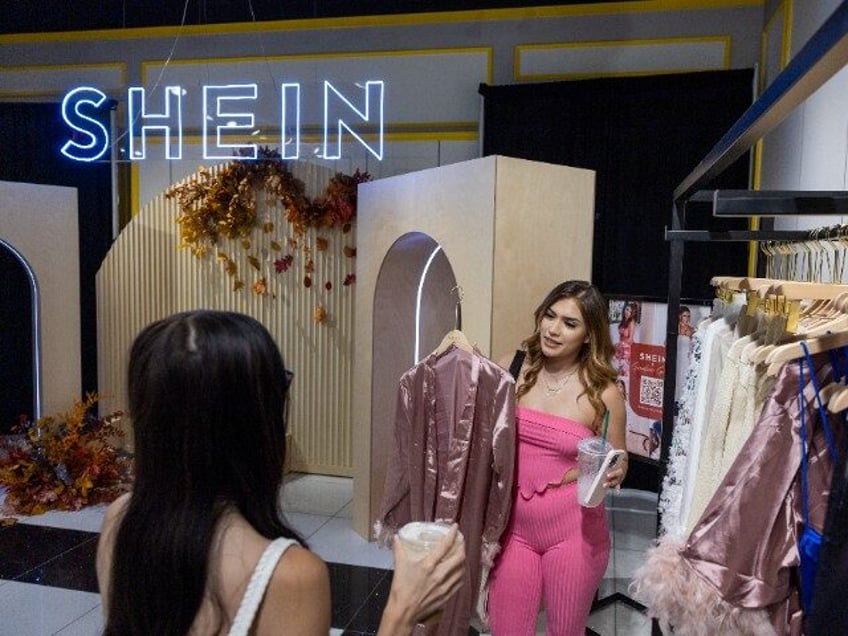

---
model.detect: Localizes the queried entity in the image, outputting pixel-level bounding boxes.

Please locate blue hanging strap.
[796,344,840,614]
[798,357,812,528]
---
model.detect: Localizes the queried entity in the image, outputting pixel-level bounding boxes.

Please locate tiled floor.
[0,475,657,635]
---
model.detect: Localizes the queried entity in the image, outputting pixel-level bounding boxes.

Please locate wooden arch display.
[353,155,596,537]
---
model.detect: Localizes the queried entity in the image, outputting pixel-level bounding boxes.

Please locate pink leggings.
[487,483,610,636]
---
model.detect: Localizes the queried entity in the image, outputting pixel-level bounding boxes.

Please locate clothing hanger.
[751,302,842,369]
[708,276,781,291]
[433,329,474,355]
[771,281,848,300]
[764,329,848,375]
[433,286,473,355]
[827,386,848,412]
[710,276,745,290]
[739,277,784,291]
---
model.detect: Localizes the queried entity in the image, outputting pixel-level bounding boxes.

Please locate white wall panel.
[0,63,125,99]
[516,37,729,80]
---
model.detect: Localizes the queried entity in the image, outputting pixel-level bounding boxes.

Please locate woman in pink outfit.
[488,280,627,635]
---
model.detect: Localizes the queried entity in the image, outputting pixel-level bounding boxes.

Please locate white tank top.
[227,537,298,636]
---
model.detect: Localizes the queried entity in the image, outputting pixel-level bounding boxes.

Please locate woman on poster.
[614,300,639,377]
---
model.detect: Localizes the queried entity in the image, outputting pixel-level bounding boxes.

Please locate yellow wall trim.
[0,1,765,44]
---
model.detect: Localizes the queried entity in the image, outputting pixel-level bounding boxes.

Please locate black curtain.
[0,102,113,430]
[480,69,754,301]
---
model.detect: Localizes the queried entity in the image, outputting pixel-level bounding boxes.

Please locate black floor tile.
[328,561,391,630]
[0,524,97,580]
[341,567,392,633]
[15,534,99,593]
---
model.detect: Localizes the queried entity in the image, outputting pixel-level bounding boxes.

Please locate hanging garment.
[807,433,848,634]
[685,332,778,533]
[375,343,516,636]
[677,316,734,532]
[658,320,707,537]
[632,353,838,636]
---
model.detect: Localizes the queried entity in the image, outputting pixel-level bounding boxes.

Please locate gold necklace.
[541,367,578,396]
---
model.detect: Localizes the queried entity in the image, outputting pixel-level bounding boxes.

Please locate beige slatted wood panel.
[96,162,355,476]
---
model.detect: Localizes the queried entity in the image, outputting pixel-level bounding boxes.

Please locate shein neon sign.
[60,80,385,162]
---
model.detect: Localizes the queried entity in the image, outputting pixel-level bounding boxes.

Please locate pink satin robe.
[633,354,838,635]
[376,344,516,636]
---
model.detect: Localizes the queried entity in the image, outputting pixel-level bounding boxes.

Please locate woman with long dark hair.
[96,310,465,635]
[486,281,627,635]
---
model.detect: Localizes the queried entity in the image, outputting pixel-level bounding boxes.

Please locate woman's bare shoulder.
[601,381,626,406]
[257,544,331,635]
[96,492,131,609]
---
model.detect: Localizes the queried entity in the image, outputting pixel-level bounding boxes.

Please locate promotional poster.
[608,299,711,459]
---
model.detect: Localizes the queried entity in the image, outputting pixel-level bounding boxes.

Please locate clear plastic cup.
[576,437,612,507]
[396,521,457,560]
[395,521,463,625]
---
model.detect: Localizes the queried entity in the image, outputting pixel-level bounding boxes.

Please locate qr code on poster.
[639,376,663,408]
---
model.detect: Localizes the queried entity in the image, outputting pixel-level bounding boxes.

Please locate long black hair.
[104,310,301,635]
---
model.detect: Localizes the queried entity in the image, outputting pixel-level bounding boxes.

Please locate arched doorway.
[0,239,38,431]
[369,231,458,518]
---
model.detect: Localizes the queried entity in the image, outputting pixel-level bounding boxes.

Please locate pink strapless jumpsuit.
[488,406,610,636]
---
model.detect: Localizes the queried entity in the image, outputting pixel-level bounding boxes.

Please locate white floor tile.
[335,500,353,519]
[610,547,648,580]
[281,473,352,516]
[16,504,108,533]
[285,511,331,539]
[612,510,657,552]
[587,604,616,635]
[587,603,652,635]
[0,581,100,636]
[307,516,394,570]
[53,604,103,635]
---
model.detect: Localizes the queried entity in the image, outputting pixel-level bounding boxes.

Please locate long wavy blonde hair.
[516,280,618,433]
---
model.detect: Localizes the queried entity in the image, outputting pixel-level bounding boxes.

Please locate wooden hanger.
[828,382,848,412]
[739,277,784,291]
[709,276,780,291]
[433,329,474,355]
[432,285,472,355]
[764,328,848,371]
[710,275,745,290]
[771,281,848,300]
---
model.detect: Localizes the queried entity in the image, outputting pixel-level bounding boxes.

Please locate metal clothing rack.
[656,2,848,634]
